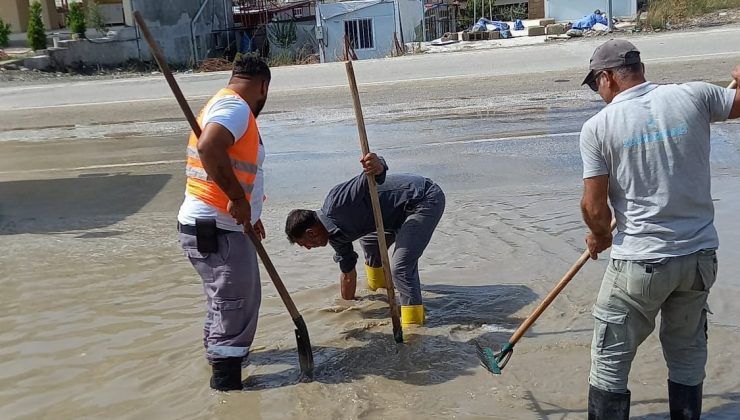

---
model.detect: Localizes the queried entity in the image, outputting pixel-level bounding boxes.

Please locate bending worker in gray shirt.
[579,39,740,419]
[285,153,445,327]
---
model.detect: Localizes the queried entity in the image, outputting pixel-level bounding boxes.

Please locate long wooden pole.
[133,10,303,321]
[133,9,314,377]
[345,61,404,343]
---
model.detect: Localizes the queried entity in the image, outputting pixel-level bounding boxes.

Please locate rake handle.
[508,219,617,345]
[345,60,403,341]
[133,10,301,320]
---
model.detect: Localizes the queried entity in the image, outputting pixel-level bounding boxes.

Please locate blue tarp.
[571,13,608,30]
[514,19,524,31]
[471,18,510,32]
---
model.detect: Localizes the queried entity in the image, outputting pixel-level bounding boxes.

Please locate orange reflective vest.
[185,88,260,213]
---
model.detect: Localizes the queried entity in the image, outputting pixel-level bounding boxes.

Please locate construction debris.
[546,24,566,35]
[198,58,233,72]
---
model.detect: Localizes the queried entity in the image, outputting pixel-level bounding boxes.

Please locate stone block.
[487,30,500,39]
[538,18,556,26]
[442,32,459,41]
[23,55,51,71]
[546,23,566,35]
[462,31,486,41]
[527,26,546,36]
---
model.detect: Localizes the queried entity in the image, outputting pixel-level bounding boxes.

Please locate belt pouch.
[195,218,219,253]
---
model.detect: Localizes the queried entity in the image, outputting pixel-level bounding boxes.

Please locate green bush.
[67,1,87,37]
[27,1,47,50]
[0,18,11,48]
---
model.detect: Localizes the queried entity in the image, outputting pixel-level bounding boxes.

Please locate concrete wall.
[47,0,232,68]
[0,0,28,32]
[0,0,55,33]
[128,0,232,65]
[100,3,126,25]
[395,0,422,43]
[320,2,396,63]
[529,0,545,19]
[47,26,141,68]
[545,0,637,21]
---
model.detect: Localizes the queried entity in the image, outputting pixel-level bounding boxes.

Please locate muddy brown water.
[1,103,739,419]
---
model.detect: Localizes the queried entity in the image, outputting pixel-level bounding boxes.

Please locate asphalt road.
[1,25,739,124]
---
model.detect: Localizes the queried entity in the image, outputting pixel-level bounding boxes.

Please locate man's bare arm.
[197,123,245,201]
[729,65,740,119]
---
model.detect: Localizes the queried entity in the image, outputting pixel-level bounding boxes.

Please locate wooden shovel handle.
[508,219,618,345]
[134,10,301,320]
[345,61,403,337]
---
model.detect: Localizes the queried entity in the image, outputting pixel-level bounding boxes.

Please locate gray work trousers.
[179,231,261,362]
[590,249,716,393]
[361,183,445,306]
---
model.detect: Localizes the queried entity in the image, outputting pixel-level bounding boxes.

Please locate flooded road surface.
[2,84,740,420]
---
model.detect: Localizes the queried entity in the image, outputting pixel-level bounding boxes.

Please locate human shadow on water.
[243,283,537,391]
[0,173,171,235]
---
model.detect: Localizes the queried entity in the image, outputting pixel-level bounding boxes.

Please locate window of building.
[344,18,374,50]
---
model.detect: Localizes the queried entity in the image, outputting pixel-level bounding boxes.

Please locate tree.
[87,0,107,36]
[0,18,11,48]
[27,1,47,51]
[67,1,87,38]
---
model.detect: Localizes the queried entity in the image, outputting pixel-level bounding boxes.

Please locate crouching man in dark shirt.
[285,153,445,327]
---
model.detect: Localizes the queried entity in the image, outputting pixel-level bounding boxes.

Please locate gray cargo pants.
[179,230,261,362]
[361,183,445,306]
[590,249,717,393]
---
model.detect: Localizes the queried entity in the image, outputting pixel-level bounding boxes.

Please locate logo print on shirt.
[623,115,688,149]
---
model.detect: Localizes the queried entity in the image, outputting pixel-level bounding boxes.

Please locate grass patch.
[646,0,740,29]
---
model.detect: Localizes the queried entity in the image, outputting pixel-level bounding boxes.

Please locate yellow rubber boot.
[364,264,387,291]
[401,305,425,327]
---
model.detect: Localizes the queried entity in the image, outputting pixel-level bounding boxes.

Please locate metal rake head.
[473,341,513,375]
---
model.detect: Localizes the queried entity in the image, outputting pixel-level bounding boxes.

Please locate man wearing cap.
[177,55,271,391]
[579,39,740,419]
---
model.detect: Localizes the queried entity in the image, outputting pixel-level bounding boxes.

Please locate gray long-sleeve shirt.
[317,163,435,273]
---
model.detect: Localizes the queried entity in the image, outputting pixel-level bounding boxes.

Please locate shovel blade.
[293,315,315,381]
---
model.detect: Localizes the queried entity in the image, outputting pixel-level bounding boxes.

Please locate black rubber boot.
[588,385,630,420]
[668,380,703,420]
[210,358,243,391]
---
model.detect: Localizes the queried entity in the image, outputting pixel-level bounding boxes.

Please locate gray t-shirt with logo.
[580,81,735,260]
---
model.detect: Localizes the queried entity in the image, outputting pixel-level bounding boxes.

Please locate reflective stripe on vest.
[185,88,260,213]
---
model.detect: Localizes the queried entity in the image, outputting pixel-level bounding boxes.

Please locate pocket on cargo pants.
[592,305,628,354]
[590,305,631,392]
[211,297,247,337]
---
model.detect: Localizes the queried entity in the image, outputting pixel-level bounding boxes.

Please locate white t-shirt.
[177,96,265,231]
[580,81,735,260]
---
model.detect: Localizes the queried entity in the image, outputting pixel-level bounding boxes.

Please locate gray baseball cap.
[582,39,642,86]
